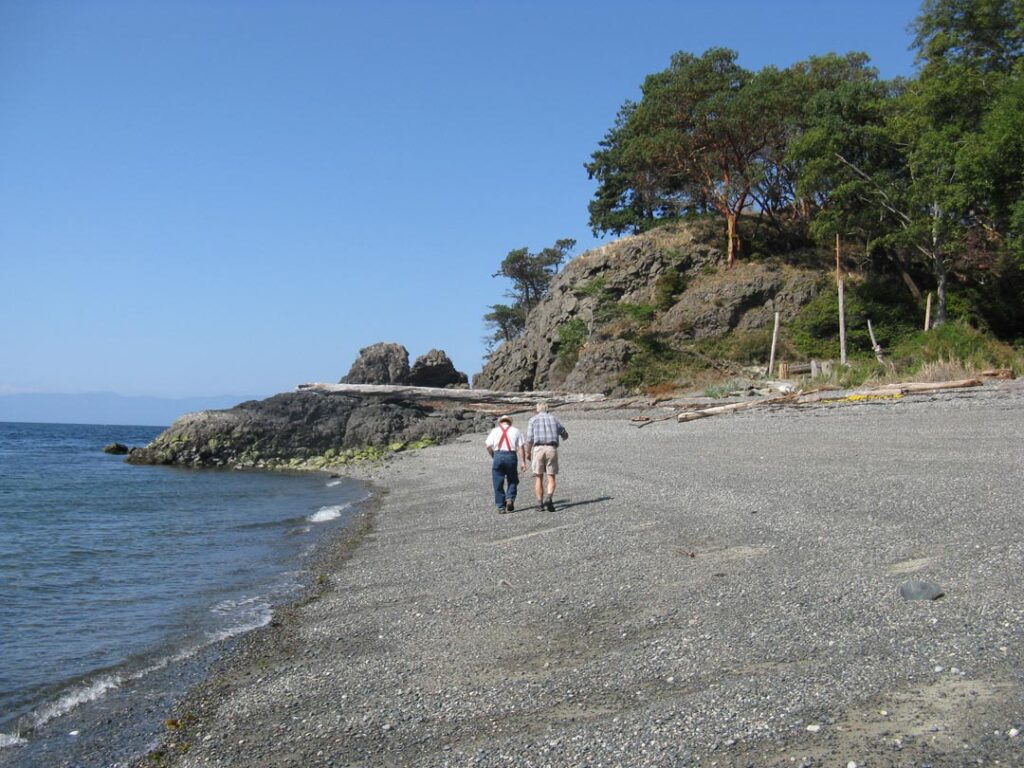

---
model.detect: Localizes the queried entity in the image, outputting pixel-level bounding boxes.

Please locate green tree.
[483,303,526,346]
[790,0,1023,326]
[494,239,575,312]
[587,48,808,266]
[484,239,575,348]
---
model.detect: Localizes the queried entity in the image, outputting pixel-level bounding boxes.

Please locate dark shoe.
[545,499,556,512]
[506,500,515,513]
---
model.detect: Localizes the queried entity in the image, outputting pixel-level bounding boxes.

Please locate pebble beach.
[152,382,1024,768]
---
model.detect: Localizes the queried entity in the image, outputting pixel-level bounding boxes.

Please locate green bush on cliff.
[557,317,588,369]
[655,267,688,309]
[619,334,684,392]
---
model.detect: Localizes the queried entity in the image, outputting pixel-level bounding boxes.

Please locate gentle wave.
[308,502,352,522]
[28,675,122,730]
[325,479,344,487]
[207,595,273,642]
[0,733,28,749]
[17,592,281,736]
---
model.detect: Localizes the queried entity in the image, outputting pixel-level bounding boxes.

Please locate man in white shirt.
[485,414,526,514]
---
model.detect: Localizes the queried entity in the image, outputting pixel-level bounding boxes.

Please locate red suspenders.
[497,425,512,451]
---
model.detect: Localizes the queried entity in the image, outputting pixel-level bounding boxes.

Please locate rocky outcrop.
[341,343,410,385]
[653,263,823,341]
[475,221,826,395]
[102,442,129,455]
[129,342,479,469]
[406,349,469,388]
[563,339,639,394]
[341,343,469,388]
[127,389,491,469]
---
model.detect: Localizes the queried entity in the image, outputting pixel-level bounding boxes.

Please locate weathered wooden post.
[768,311,780,378]
[837,234,847,366]
[867,319,885,363]
[924,292,932,331]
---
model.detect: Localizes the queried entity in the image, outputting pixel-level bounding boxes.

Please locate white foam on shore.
[0,733,28,749]
[308,501,352,522]
[325,479,344,487]
[207,595,273,642]
[29,676,122,729]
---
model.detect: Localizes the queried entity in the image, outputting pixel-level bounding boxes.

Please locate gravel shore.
[153,382,1023,768]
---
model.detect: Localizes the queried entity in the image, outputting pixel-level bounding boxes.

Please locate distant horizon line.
[0,389,262,401]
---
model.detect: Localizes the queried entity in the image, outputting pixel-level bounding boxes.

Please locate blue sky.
[1,0,923,402]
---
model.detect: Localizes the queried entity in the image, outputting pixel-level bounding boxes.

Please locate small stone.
[847,762,858,768]
[806,724,821,733]
[1009,728,1019,738]
[900,580,944,600]
[935,665,945,673]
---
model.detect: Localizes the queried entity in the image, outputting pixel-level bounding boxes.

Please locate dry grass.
[910,358,980,382]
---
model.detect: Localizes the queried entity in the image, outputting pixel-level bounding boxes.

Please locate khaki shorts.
[531,445,559,476]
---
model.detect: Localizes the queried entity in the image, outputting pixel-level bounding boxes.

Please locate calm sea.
[0,422,367,767]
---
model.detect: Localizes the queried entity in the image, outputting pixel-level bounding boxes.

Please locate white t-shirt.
[485,424,524,452]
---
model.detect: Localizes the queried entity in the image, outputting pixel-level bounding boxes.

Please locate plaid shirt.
[526,412,568,446]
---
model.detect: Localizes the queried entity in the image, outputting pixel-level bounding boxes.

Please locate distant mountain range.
[0,392,258,427]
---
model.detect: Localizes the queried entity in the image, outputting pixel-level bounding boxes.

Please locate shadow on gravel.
[554,495,613,511]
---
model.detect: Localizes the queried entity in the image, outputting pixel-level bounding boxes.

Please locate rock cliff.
[127,389,491,469]
[474,221,826,394]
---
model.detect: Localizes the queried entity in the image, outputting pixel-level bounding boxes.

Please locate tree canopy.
[584,0,1024,326]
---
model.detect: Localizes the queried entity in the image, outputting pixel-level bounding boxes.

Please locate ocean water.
[0,422,368,766]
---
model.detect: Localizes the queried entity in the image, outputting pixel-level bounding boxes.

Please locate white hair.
[536,400,548,413]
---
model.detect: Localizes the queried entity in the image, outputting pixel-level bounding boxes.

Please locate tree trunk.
[934,261,948,327]
[725,212,738,267]
[929,202,948,327]
[894,255,923,301]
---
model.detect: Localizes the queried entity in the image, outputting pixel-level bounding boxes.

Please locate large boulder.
[340,342,410,385]
[405,349,469,388]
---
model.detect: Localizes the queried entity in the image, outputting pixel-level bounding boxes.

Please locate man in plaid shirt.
[525,401,569,512]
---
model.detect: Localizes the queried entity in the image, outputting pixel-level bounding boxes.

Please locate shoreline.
[0,457,374,768]
[148,388,1023,767]
[138,479,385,766]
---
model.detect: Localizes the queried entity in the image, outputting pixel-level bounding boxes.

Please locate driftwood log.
[676,378,984,423]
[677,394,796,422]
[297,382,606,408]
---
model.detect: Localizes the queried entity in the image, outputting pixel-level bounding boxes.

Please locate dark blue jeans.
[491,451,519,508]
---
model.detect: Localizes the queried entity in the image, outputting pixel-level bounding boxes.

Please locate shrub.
[891,321,1022,373]
[618,334,684,392]
[696,329,794,366]
[556,317,588,368]
[655,267,689,309]
[789,275,919,359]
